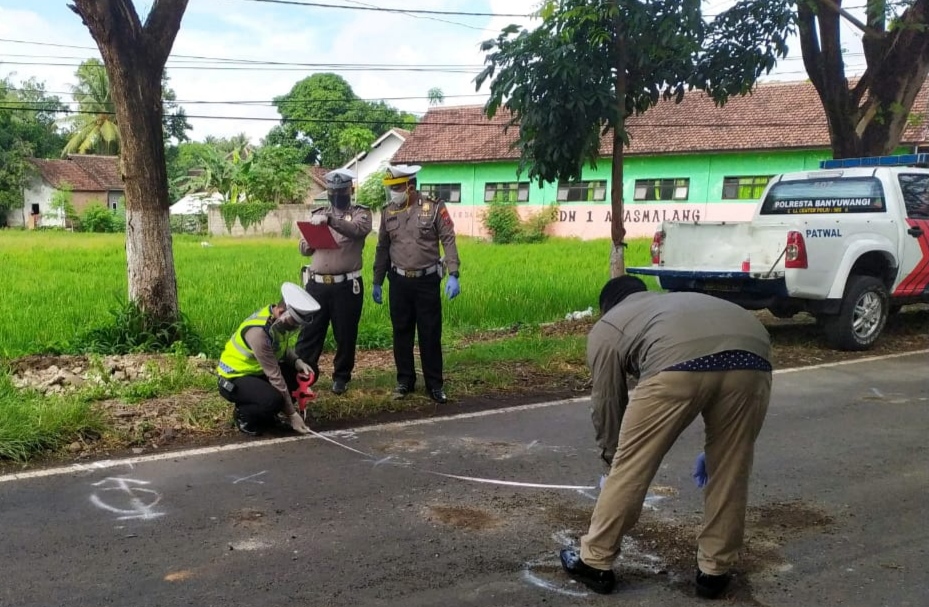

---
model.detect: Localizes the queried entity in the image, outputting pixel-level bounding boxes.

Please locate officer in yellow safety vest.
[217,282,321,436]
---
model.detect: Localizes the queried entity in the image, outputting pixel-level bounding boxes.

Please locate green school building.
[392,80,929,240]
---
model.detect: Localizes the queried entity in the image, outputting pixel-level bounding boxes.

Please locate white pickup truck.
[628,154,929,350]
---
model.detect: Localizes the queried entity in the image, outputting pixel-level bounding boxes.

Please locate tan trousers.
[580,370,771,575]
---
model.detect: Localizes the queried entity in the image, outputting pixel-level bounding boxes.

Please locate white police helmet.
[382,164,422,186]
[281,282,321,326]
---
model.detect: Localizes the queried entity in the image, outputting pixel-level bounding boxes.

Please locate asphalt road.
[1,351,927,607]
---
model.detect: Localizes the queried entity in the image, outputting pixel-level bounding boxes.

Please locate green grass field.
[0,231,653,358]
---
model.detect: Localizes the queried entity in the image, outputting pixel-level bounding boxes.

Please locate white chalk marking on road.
[228,539,270,551]
[5,349,929,485]
[871,387,885,399]
[522,556,590,598]
[372,456,395,467]
[552,530,577,547]
[643,494,667,511]
[231,471,267,485]
[89,477,165,521]
[576,488,598,501]
[522,568,590,598]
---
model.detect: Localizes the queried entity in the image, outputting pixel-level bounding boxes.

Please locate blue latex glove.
[445,275,460,300]
[372,284,383,305]
[692,452,708,488]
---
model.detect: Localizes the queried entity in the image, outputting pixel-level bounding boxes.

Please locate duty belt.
[310,270,362,284]
[391,263,443,278]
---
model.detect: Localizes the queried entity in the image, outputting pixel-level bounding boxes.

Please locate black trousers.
[218,361,299,426]
[296,278,365,383]
[387,271,443,391]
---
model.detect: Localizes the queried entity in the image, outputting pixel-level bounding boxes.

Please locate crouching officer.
[295,168,372,395]
[217,282,321,436]
[372,164,461,404]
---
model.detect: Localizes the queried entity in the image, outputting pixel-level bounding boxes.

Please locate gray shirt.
[587,291,772,461]
[299,204,372,274]
[372,191,460,285]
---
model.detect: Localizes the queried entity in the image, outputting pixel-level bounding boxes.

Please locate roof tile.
[393,80,929,164]
[28,155,123,192]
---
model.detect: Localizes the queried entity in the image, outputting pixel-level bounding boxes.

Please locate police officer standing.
[296,168,372,395]
[372,164,460,404]
[216,282,320,436]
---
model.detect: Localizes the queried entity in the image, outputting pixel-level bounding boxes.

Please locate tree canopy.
[0,76,67,220]
[793,0,929,157]
[476,0,791,273]
[273,73,416,167]
[63,58,192,156]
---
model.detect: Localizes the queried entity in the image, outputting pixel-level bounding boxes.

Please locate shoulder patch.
[439,206,454,228]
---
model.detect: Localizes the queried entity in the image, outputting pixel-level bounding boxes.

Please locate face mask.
[329,191,351,209]
[270,309,303,335]
[389,188,408,205]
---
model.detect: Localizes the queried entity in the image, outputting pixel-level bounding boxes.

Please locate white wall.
[23,179,62,228]
[344,134,404,185]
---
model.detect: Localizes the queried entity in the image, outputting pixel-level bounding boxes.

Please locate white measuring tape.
[307,428,598,491]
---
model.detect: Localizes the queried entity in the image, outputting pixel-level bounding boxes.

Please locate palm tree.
[62,59,119,156]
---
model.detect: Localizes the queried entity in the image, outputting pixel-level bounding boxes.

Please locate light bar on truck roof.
[819,153,929,169]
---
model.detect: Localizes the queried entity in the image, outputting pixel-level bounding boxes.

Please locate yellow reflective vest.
[216,306,289,379]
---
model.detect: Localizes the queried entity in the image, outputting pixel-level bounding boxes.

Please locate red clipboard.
[297,221,339,249]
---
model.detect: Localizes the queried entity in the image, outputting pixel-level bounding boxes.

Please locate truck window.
[897,173,929,219]
[759,177,886,215]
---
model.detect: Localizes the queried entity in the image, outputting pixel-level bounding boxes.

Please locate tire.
[822,275,889,351]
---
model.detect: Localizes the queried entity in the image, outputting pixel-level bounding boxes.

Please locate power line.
[335,0,495,32]
[0,37,490,68]
[1,85,488,105]
[0,60,484,74]
[235,0,530,18]
[0,52,486,69]
[0,104,873,129]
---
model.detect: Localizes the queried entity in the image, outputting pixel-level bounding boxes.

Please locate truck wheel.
[822,276,889,351]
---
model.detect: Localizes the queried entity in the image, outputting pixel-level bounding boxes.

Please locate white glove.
[295,359,313,376]
[308,214,328,226]
[289,412,310,435]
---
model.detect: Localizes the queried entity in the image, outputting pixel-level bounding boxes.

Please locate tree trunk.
[117,70,178,321]
[799,0,929,159]
[69,0,188,324]
[610,4,627,278]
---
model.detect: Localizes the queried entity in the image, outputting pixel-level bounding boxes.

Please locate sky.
[0,0,870,144]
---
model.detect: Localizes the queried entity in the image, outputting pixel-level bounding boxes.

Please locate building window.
[633,178,690,201]
[420,183,461,203]
[484,181,529,203]
[556,180,607,202]
[722,176,771,200]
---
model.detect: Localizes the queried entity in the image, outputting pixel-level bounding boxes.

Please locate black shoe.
[331,379,348,395]
[234,414,260,437]
[428,388,448,404]
[392,384,413,400]
[695,570,730,599]
[559,549,616,595]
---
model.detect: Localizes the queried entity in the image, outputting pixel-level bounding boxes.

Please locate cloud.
[0,1,536,143]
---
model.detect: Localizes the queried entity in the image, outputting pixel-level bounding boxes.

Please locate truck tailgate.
[657,221,789,272]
